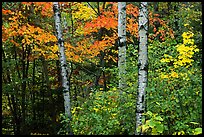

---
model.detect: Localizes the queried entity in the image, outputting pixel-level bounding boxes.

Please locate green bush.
[146,27,202,135]
[69,88,136,135]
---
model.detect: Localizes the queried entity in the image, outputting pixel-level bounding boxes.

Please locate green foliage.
[65,89,135,135]
[140,111,167,135]
[163,2,202,49]
[124,43,138,94]
[146,24,202,135]
[193,127,202,135]
[2,2,202,135]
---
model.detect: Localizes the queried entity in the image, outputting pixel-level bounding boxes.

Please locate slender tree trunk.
[135,2,148,135]
[61,7,73,99]
[97,2,100,15]
[53,2,72,135]
[40,67,45,126]
[31,59,36,127]
[94,5,107,91]
[21,44,30,135]
[94,50,105,88]
[12,42,22,135]
[102,69,107,92]
[2,48,20,135]
[21,45,26,135]
[56,60,61,100]
[12,37,21,79]
[118,2,127,93]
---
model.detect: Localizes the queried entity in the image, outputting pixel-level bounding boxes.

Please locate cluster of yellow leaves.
[159,70,190,82]
[71,2,97,21]
[174,31,199,68]
[71,106,82,115]
[69,2,97,36]
[160,71,179,79]
[160,28,199,80]
[160,54,174,63]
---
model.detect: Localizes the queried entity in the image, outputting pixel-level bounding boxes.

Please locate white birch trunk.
[53,2,72,134]
[118,2,126,93]
[135,2,148,135]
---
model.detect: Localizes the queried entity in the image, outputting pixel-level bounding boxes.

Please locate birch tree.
[135,2,148,135]
[118,2,126,93]
[53,2,72,134]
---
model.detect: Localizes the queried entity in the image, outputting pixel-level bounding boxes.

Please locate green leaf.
[189,121,199,125]
[148,120,156,128]
[151,128,158,135]
[194,128,202,135]
[141,124,149,133]
[156,124,164,133]
[136,126,141,133]
[145,87,151,92]
[155,102,160,105]
[154,116,163,121]
[146,111,153,117]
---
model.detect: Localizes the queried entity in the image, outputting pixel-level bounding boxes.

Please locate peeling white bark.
[135,2,148,135]
[53,2,71,121]
[118,2,127,93]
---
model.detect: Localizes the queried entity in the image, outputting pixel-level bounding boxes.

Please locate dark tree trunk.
[2,47,21,135]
